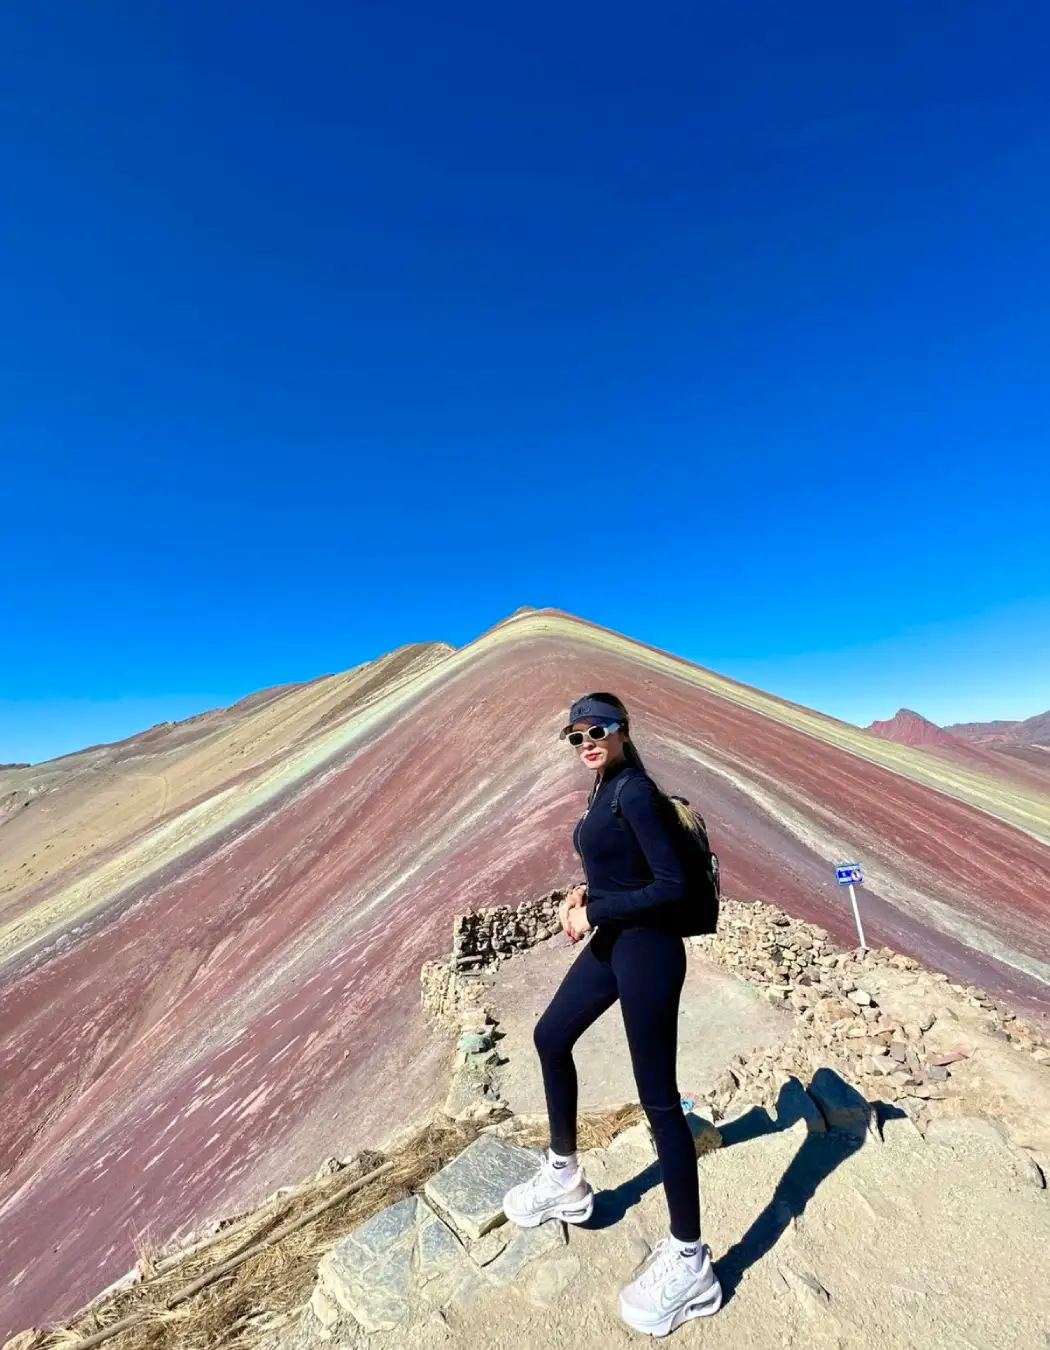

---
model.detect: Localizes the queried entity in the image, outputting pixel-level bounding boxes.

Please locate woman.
[503,693,722,1337]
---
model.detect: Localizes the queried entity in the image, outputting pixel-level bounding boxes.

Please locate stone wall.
[419,889,567,1122]
[422,887,1050,1140]
[420,889,565,1031]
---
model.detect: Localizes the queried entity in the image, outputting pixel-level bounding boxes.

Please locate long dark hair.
[581,690,698,835]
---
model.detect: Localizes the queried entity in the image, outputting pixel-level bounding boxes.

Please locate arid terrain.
[2,607,1049,1337]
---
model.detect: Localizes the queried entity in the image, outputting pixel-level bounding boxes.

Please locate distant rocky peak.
[867,708,960,747]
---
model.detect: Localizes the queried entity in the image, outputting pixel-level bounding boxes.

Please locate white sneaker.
[502,1155,595,1228]
[619,1239,722,1337]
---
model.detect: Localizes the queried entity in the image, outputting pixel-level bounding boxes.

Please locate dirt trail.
[490,932,793,1114]
[383,1114,1050,1350]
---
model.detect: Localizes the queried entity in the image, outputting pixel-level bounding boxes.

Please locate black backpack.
[610,774,720,934]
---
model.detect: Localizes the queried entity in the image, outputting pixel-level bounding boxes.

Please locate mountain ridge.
[869,704,1050,751]
[1,607,1048,1334]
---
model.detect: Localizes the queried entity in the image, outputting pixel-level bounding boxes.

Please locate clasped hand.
[559,885,592,940]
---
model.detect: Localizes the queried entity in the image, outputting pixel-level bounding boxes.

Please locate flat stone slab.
[418,1204,469,1283]
[468,1228,511,1267]
[345,1195,418,1263]
[482,1221,566,1285]
[319,1238,415,1333]
[424,1134,541,1240]
[925,1115,1045,1187]
[319,1195,471,1332]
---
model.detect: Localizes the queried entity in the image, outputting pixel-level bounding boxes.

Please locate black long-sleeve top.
[573,760,694,934]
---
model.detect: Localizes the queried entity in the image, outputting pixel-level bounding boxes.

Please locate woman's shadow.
[588,1067,890,1305]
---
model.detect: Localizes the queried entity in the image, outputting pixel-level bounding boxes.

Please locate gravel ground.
[376,1113,1050,1350]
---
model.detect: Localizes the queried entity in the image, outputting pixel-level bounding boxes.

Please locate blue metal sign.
[835,862,864,886]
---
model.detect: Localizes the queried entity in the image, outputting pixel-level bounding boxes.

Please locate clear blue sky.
[2,1,1049,764]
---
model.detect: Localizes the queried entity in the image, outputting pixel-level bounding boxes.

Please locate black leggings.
[533,925,700,1243]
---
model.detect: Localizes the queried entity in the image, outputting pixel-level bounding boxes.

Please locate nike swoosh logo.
[653,1273,709,1315]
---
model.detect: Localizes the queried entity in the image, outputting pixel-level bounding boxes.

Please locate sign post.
[834,862,867,949]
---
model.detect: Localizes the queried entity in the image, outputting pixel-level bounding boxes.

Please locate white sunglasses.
[564,721,621,747]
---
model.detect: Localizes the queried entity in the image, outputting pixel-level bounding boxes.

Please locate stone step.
[317,1135,564,1334]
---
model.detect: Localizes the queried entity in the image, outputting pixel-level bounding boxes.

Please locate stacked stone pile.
[420,891,567,1120]
[689,899,1050,1132]
[420,890,565,1031]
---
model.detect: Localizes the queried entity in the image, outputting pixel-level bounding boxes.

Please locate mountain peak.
[867,708,961,747]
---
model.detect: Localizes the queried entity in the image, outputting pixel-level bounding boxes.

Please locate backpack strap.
[610,769,637,818]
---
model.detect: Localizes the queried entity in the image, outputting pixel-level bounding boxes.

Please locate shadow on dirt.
[586,1067,902,1308]
[716,1070,905,1305]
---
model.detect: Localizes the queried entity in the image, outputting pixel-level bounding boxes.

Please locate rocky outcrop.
[867,708,962,747]
[686,899,1050,1135]
[314,1136,561,1334]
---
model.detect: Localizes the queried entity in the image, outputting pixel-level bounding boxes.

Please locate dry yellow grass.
[28,1105,642,1350]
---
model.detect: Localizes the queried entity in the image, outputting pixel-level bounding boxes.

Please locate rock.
[3,1333,41,1350]
[613,1121,657,1156]
[848,989,873,1007]
[315,1157,345,1179]
[418,1206,469,1284]
[342,1195,419,1266]
[807,1067,873,1141]
[925,1064,950,1082]
[467,1229,510,1267]
[483,1222,565,1285]
[454,1099,504,1125]
[710,1069,736,1105]
[878,1110,926,1150]
[424,1134,540,1240]
[310,1284,342,1332]
[889,1041,909,1063]
[318,1197,420,1332]
[683,1111,723,1156]
[927,1047,970,1067]
[457,1032,493,1055]
[778,1264,831,1316]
